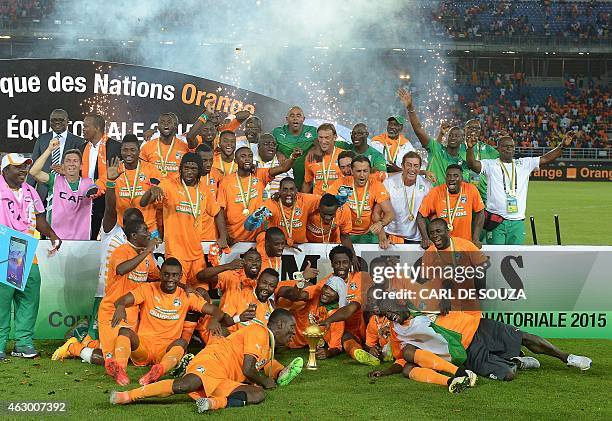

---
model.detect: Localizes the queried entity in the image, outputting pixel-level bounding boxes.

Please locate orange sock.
[159,346,185,374]
[181,321,198,342]
[128,379,174,401]
[408,367,450,386]
[68,341,86,357]
[114,335,132,368]
[414,349,458,375]
[88,339,100,349]
[343,339,362,359]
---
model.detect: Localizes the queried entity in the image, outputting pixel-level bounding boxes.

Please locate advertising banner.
[32,241,612,340]
[531,162,612,182]
[0,58,289,153]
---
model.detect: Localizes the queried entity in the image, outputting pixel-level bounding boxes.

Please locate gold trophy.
[303,324,325,370]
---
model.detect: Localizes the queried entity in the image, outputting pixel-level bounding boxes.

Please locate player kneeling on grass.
[110,309,303,413]
[105,258,230,386]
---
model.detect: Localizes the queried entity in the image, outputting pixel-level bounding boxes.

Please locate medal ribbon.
[236,172,253,212]
[279,202,297,240]
[321,147,336,188]
[353,179,369,221]
[403,179,416,220]
[181,180,201,225]
[445,184,463,229]
[156,137,175,175]
[123,161,141,203]
[219,156,236,176]
[499,159,517,196]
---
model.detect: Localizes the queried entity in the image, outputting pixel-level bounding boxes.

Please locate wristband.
[106,181,116,188]
[233,315,241,324]
[407,108,416,113]
[198,113,208,124]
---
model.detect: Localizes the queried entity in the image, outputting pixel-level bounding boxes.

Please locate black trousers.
[90,195,105,240]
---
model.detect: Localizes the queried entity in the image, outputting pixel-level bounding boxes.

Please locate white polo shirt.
[383,173,432,240]
[480,157,540,220]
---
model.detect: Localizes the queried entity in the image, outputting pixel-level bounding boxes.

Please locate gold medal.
[445,185,463,235]
[447,223,453,232]
[181,180,201,227]
[123,161,141,204]
[403,178,417,224]
[280,201,297,243]
[408,215,414,221]
[356,218,363,224]
[322,183,329,190]
[236,172,253,217]
[320,147,336,192]
[353,179,369,226]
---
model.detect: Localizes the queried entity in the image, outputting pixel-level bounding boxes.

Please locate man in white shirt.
[465,132,574,245]
[379,151,432,246]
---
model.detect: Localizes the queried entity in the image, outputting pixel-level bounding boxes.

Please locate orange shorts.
[130,336,174,366]
[168,255,207,288]
[186,352,243,401]
[98,304,139,360]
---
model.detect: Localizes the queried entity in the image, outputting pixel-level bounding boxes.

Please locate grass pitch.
[525,181,612,245]
[0,339,610,420]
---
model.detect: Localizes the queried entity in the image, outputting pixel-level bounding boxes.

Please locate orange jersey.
[328,176,390,235]
[212,153,237,176]
[318,272,370,340]
[158,177,220,261]
[190,321,275,379]
[304,147,342,195]
[115,161,162,231]
[423,236,487,313]
[221,289,275,332]
[256,241,282,273]
[289,284,344,350]
[140,137,190,180]
[305,204,352,243]
[418,183,484,242]
[100,243,160,312]
[434,311,481,349]
[216,269,258,308]
[371,133,411,164]
[365,315,391,348]
[263,193,320,244]
[199,170,223,241]
[131,282,206,344]
[218,168,273,242]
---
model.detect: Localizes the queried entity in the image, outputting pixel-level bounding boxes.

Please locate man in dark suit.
[80,113,121,239]
[27,109,85,203]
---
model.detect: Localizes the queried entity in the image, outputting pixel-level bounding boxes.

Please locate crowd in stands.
[433,0,611,43]
[0,0,54,27]
[451,73,610,150]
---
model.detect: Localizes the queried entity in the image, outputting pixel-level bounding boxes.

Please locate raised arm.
[269,148,302,178]
[116,238,161,275]
[195,258,244,285]
[465,136,482,174]
[320,302,360,327]
[276,285,310,302]
[540,131,573,166]
[398,88,431,148]
[103,157,123,233]
[29,138,59,184]
[186,104,216,149]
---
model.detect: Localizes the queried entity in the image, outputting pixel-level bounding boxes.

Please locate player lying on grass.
[104,258,230,386]
[368,303,591,390]
[111,309,304,413]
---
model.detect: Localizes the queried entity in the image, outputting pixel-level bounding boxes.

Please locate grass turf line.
[0,339,610,420]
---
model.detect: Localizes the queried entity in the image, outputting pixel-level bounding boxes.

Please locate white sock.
[80,347,94,364]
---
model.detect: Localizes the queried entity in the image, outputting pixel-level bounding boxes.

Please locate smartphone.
[7,236,28,288]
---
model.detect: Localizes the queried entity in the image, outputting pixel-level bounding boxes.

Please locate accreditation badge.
[506,194,518,214]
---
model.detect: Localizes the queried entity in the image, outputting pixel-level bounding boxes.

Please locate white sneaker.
[196,398,212,413]
[512,356,541,369]
[567,354,592,371]
[465,369,477,387]
[448,376,470,394]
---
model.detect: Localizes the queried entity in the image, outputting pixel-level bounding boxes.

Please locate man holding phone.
[0,153,62,360]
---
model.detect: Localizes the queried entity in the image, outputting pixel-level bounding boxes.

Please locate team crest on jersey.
[460,195,467,203]
[175,152,181,159]
[419,184,425,191]
[305,132,313,138]
[350,282,357,290]
[294,208,302,217]
[106,352,112,359]
[139,173,146,181]
[196,365,206,374]
[255,359,269,370]
[173,297,182,307]
[265,311,271,320]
